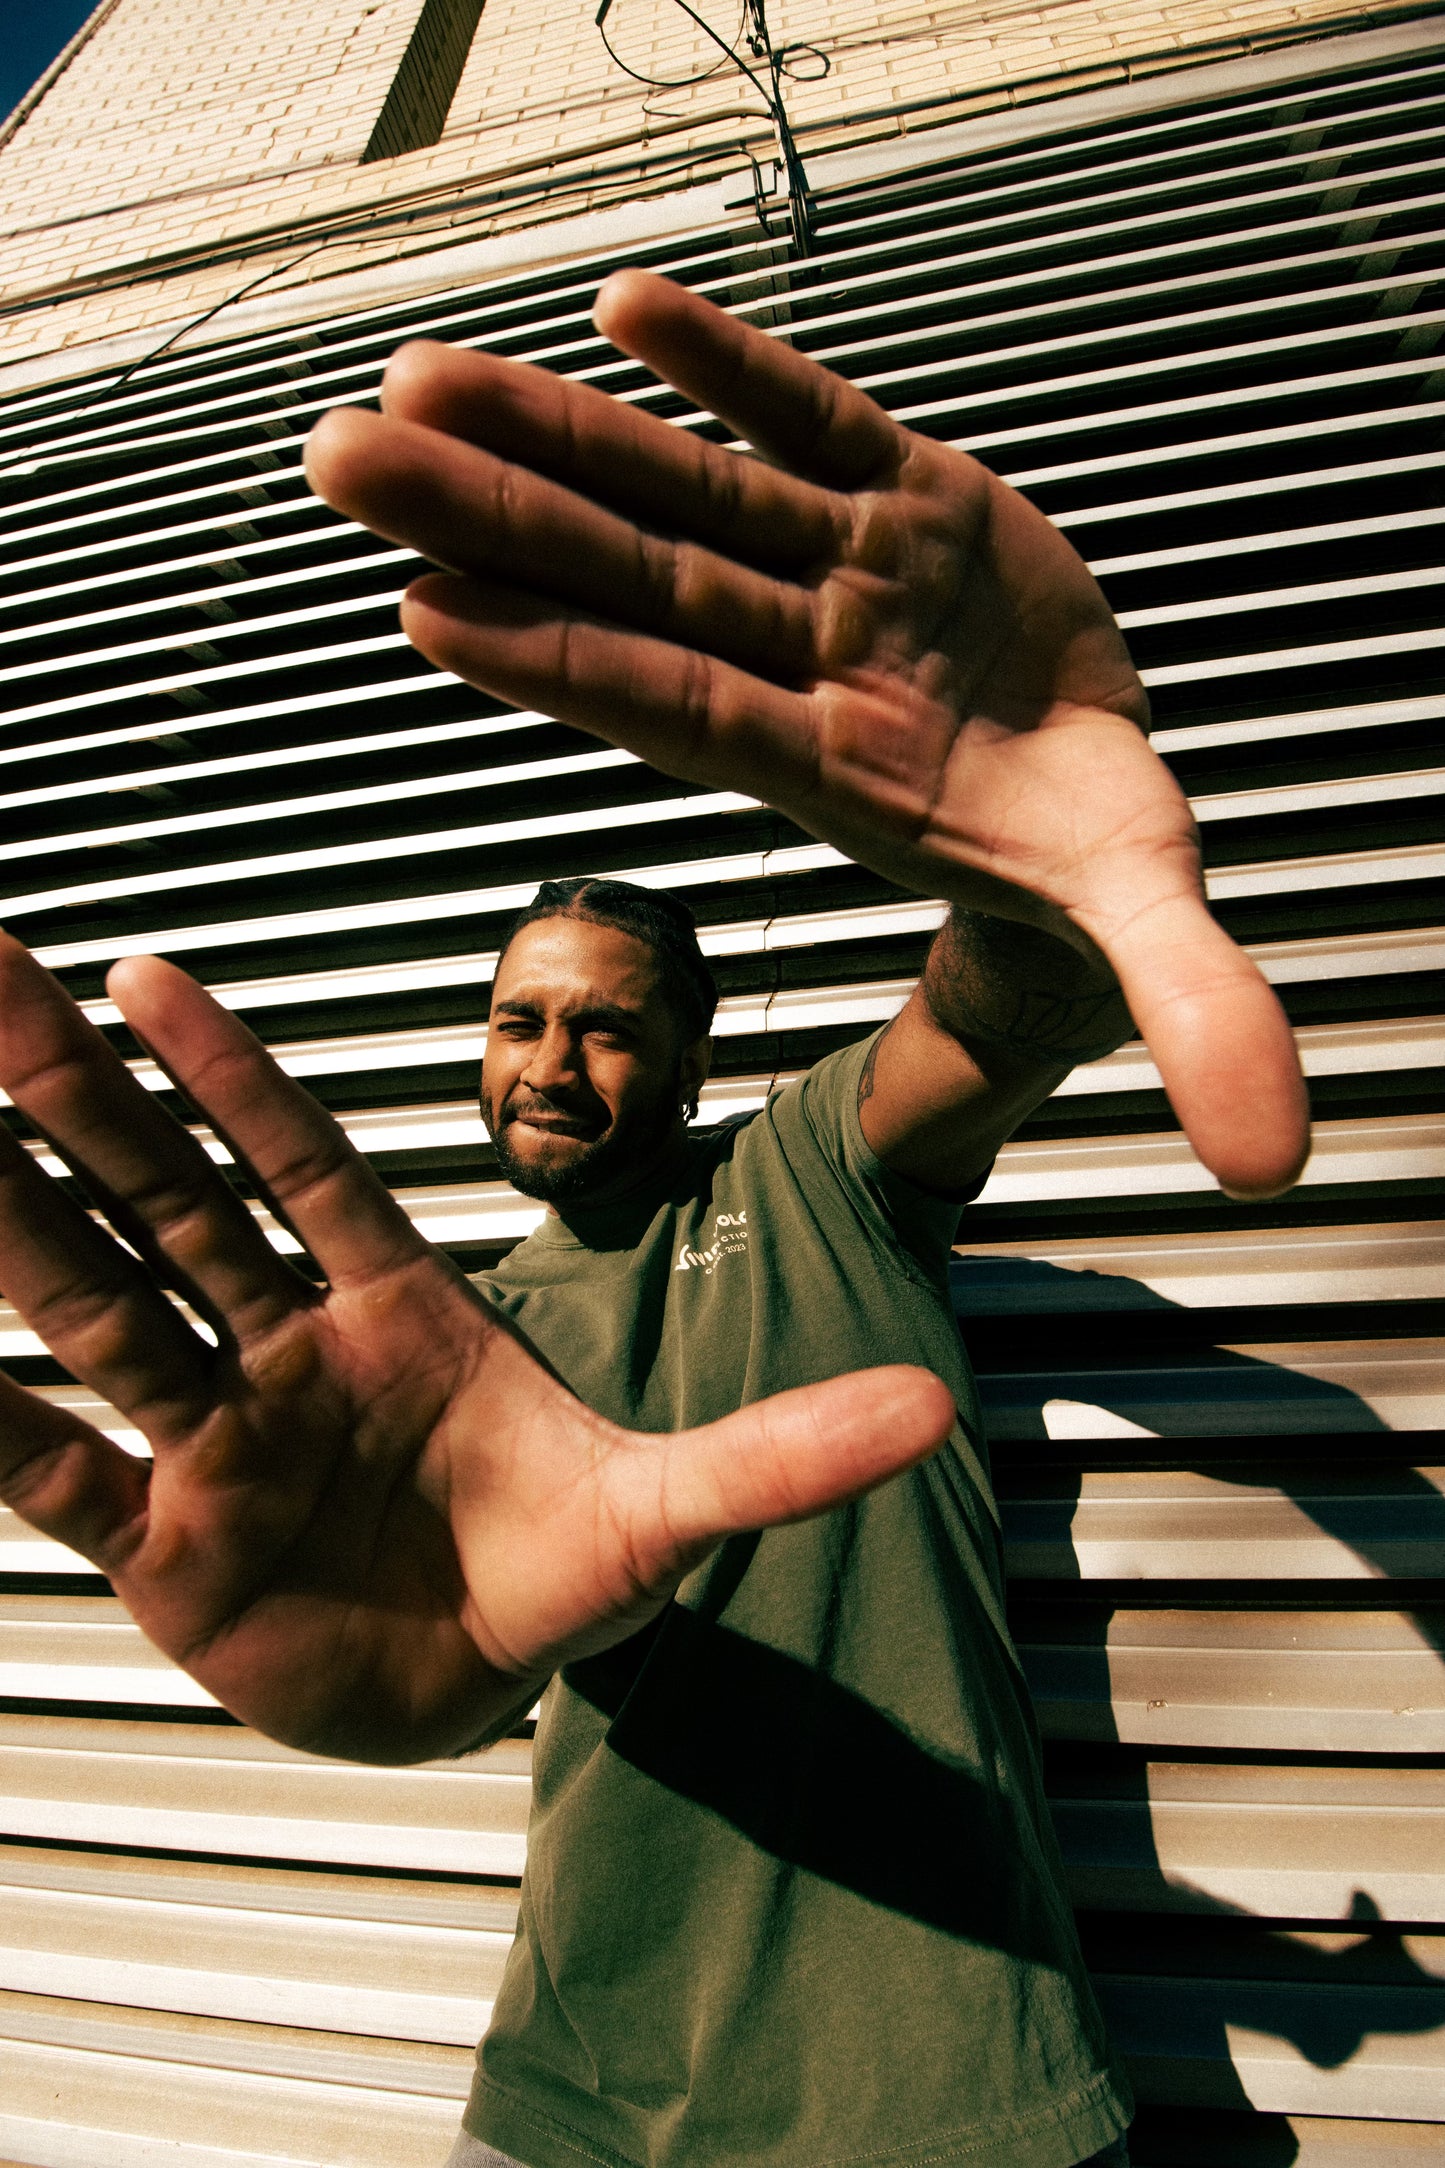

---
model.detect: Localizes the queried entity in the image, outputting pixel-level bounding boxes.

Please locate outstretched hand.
[307,270,1308,1198]
[0,939,953,1760]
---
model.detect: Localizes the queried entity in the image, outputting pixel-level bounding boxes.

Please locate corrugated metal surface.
[0,26,1442,2166]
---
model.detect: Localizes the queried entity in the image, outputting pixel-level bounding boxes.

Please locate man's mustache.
[499,1093,604,1138]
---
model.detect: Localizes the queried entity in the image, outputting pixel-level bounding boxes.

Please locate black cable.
[595,0,818,251]
[597,0,748,90]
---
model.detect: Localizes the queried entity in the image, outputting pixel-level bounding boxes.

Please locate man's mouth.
[506,1108,601,1141]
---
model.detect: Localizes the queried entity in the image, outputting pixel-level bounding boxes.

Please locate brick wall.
[0,0,1415,372]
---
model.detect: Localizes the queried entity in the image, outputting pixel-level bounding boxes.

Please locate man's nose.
[521,1027,581,1096]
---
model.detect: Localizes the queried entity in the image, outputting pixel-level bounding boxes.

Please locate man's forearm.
[920,908,1135,1073]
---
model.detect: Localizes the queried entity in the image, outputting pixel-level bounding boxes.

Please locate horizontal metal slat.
[1127,2105,1445,2166]
[1053,446,1445,535]
[952,1220,1445,1310]
[1053,1758,1445,1922]
[0,1879,502,2046]
[1019,1606,1445,1751]
[0,627,413,734]
[1101,1957,1445,2120]
[0,443,310,543]
[1150,693,1445,756]
[0,1715,529,1876]
[0,2033,462,2168]
[976,1111,1444,1208]
[0,1981,472,2102]
[1121,568,1445,635]
[824,85,1445,251]
[999,1465,1445,1572]
[1009,388,1445,499]
[0,583,404,690]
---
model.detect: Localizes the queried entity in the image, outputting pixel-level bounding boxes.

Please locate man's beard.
[485,1066,683,1204]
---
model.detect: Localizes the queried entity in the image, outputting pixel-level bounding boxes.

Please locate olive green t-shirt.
[466,1034,1131,2168]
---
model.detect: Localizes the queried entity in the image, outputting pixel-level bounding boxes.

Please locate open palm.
[0,939,951,1760]
[307,270,1307,1197]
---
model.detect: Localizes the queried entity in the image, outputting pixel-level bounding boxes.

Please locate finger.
[1093,891,1311,1199]
[0,1115,214,1432]
[594,269,902,489]
[0,1370,151,1577]
[108,954,435,1289]
[304,405,819,683]
[375,338,844,574]
[398,570,825,806]
[0,934,306,1342]
[618,1365,958,1587]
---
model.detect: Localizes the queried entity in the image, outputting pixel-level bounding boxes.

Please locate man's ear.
[680,1035,713,1111]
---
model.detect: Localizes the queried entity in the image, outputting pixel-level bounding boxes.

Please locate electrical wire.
[597,0,749,91]
[594,0,821,250]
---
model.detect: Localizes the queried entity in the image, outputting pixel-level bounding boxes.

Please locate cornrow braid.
[496,877,718,1042]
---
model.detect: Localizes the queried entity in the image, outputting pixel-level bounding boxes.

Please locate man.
[0,273,1308,2167]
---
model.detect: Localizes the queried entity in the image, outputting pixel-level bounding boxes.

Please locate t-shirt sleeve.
[784,1029,990,1282]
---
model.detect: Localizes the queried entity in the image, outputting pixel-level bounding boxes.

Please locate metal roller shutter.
[0,25,1441,2166]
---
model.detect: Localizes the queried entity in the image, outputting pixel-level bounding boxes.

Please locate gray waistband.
[444,2137,528,2168]
[444,2135,1129,2168]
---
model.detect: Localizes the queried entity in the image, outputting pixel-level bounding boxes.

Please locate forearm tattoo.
[922,909,1133,1068]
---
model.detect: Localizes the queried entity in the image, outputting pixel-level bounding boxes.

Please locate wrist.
[922,907,1133,1070]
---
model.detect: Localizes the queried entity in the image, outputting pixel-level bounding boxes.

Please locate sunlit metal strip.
[952,1217,1445,1308]
[0,584,407,689]
[968,351,1445,462]
[0,631,412,732]
[0,441,310,538]
[0,495,341,590]
[0,545,415,648]
[1143,626,1445,687]
[1099,505,1445,579]
[1054,447,1445,531]
[0,672,467,774]
[1008,389,1445,494]
[0,787,756,922]
[1118,565,1445,631]
[0,711,543,813]
[1,747,636,864]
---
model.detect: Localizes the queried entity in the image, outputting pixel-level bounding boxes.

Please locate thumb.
[1100,888,1310,1199]
[617,1365,958,1588]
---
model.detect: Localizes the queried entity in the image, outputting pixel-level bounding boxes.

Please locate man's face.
[481,916,708,1205]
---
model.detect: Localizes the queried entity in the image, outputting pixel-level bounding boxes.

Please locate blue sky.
[2,0,101,124]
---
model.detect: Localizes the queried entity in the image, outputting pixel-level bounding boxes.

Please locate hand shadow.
[951,1253,1445,2157]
